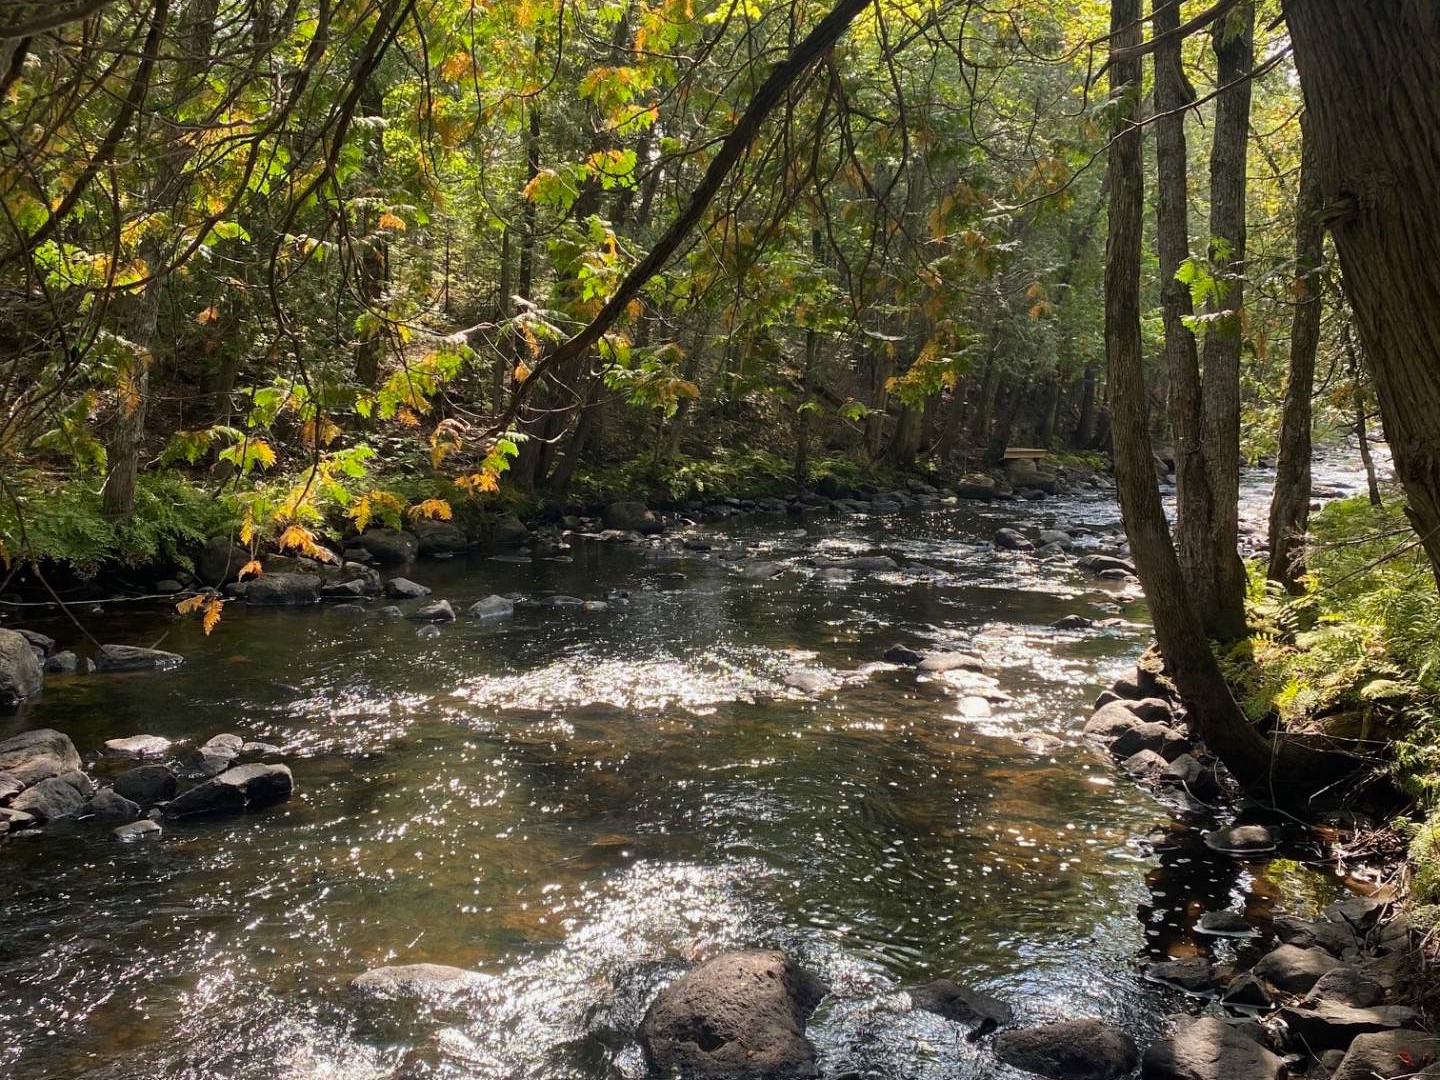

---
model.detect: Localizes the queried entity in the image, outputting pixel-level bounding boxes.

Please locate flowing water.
[0,454,1382,1080]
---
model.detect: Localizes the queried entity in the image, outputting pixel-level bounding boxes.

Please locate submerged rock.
[1140,1016,1282,1080]
[995,1019,1139,1080]
[1202,824,1275,854]
[737,561,784,581]
[994,528,1034,552]
[112,819,162,842]
[385,577,431,600]
[350,963,486,1003]
[0,628,44,702]
[94,644,186,671]
[1144,957,1220,995]
[908,979,1013,1029]
[883,644,924,665]
[114,764,178,807]
[639,950,827,1080]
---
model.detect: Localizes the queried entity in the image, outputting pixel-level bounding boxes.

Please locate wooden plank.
[1002,447,1049,460]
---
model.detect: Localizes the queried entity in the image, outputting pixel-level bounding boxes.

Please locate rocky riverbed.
[0,446,1425,1080]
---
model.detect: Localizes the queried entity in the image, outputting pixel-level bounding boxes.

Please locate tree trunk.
[1153,0,1220,627]
[354,78,387,389]
[1073,360,1098,447]
[1343,320,1382,508]
[794,226,823,485]
[1284,0,1440,588]
[1192,0,1254,640]
[1105,0,1349,806]
[1267,125,1324,591]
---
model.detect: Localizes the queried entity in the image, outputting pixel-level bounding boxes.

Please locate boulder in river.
[883,644,924,665]
[411,519,469,556]
[113,819,162,842]
[917,651,984,674]
[1280,1001,1423,1051]
[468,595,515,619]
[103,734,172,759]
[1195,910,1256,938]
[0,728,82,786]
[243,573,321,606]
[604,501,663,535]
[44,651,79,674]
[10,774,91,821]
[1052,614,1096,630]
[164,763,293,818]
[115,764,178,807]
[490,514,531,547]
[351,528,419,564]
[82,788,142,820]
[1083,701,1153,742]
[1111,721,1189,761]
[0,628,44,702]
[385,577,431,600]
[1202,824,1276,854]
[1076,554,1137,576]
[1140,1015,1283,1080]
[639,950,827,1080]
[94,644,186,671]
[410,599,456,622]
[1305,966,1386,1008]
[1144,957,1220,996]
[994,1018,1139,1080]
[908,979,1013,1030]
[1038,529,1075,550]
[994,528,1034,552]
[1252,944,1344,994]
[737,561,784,581]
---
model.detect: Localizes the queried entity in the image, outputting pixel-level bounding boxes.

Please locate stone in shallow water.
[10,774,89,821]
[1144,956,1220,995]
[103,734,172,759]
[1202,825,1276,854]
[1280,1001,1423,1051]
[467,595,514,620]
[82,788,142,820]
[1221,974,1273,1011]
[640,951,827,1080]
[93,644,185,671]
[115,764,177,807]
[349,963,486,1003]
[385,577,431,600]
[112,819,162,842]
[409,599,455,622]
[917,651,983,674]
[883,644,923,665]
[908,979,1013,1029]
[164,763,293,818]
[1196,910,1256,937]
[994,1019,1138,1080]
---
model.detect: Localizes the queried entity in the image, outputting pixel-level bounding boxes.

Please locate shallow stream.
[0,453,1382,1079]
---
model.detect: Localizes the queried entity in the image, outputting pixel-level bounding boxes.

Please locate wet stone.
[112,819,162,842]
[995,1019,1139,1080]
[1145,956,1220,995]
[1202,825,1276,854]
[1141,1015,1283,1080]
[1196,910,1256,937]
[1253,944,1344,994]
[909,979,1014,1029]
[103,735,172,759]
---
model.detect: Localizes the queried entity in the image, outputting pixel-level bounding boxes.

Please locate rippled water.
[0,459,1377,1079]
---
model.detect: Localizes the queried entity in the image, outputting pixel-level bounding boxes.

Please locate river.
[0,450,1384,1079]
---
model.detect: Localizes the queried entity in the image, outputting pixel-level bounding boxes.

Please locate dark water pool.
[0,475,1364,1079]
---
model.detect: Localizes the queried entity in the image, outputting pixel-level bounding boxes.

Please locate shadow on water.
[0,468,1364,1079]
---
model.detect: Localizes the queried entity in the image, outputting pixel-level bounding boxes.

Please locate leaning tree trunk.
[1343,321,1383,508]
[1283,0,1440,588]
[1267,125,1324,591]
[1104,0,1349,806]
[1194,1,1254,640]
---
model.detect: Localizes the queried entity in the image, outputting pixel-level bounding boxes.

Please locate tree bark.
[354,78,387,389]
[1343,321,1383,508]
[1283,0,1440,588]
[1192,0,1253,639]
[794,225,823,485]
[1267,124,1324,591]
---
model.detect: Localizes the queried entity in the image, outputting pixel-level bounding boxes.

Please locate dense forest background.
[0,0,1360,564]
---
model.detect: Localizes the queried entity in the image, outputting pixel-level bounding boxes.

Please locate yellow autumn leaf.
[396,406,420,427]
[407,498,453,522]
[202,597,224,636]
[377,211,407,231]
[457,470,500,494]
[237,559,263,580]
[176,594,207,615]
[513,361,531,383]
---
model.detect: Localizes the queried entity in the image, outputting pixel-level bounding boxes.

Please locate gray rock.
[351,528,419,564]
[103,734,171,759]
[1145,956,1220,995]
[909,979,1014,1028]
[1161,755,1221,799]
[1123,749,1172,782]
[0,628,44,702]
[0,806,36,830]
[164,763,293,818]
[468,595,515,619]
[410,599,456,622]
[377,605,403,618]
[112,819,163,842]
[16,628,55,655]
[639,950,827,1080]
[1053,615,1096,630]
[821,555,899,571]
[321,579,366,599]
[350,963,486,1003]
[995,1019,1139,1080]
[604,501,663,535]
[82,788,142,820]
[243,573,321,606]
[737,561,784,581]
[1253,944,1344,993]
[1280,1001,1423,1051]
[918,652,984,674]
[416,624,442,639]
[201,733,244,759]
[1112,721,1189,761]
[329,603,366,616]
[385,577,432,600]
[1305,966,1386,1008]
[197,536,251,586]
[1196,910,1256,937]
[1038,529,1075,550]
[1127,697,1175,722]
[994,528,1034,552]
[0,728,82,786]
[490,514,531,547]
[1083,701,1151,741]
[1015,731,1066,754]
[44,650,79,674]
[411,518,469,555]
[1330,1030,1440,1080]
[1323,896,1387,932]
[883,644,924,665]
[114,764,177,807]
[1140,1015,1283,1080]
[11,774,89,821]
[1076,554,1138,575]
[1202,825,1276,854]
[93,644,186,671]
[1220,974,1273,1011]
